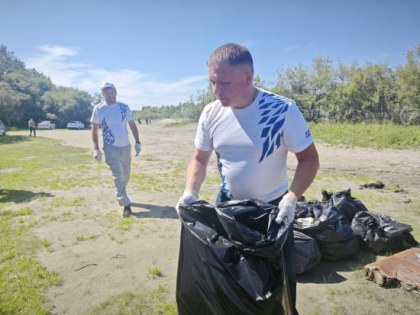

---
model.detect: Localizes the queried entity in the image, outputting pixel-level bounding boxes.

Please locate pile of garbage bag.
[176,190,418,314]
[294,189,418,266]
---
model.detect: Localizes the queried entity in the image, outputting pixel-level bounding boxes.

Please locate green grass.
[0,208,61,314]
[309,122,420,149]
[0,135,102,194]
[164,120,195,128]
[148,266,163,278]
[83,285,177,315]
[0,135,98,314]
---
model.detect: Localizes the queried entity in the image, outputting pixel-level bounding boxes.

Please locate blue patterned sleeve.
[282,102,313,153]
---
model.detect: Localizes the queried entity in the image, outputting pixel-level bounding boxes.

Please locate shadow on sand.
[0,189,55,204]
[130,202,179,219]
[297,250,376,284]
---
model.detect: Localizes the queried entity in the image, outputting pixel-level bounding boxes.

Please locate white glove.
[135,142,142,156]
[93,149,102,162]
[175,189,198,213]
[276,192,297,224]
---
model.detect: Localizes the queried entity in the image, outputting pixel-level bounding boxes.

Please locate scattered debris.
[403,198,412,204]
[74,263,97,272]
[365,246,420,295]
[359,182,385,189]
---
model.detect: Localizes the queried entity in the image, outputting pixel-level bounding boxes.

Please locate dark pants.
[218,192,298,315]
[30,127,36,136]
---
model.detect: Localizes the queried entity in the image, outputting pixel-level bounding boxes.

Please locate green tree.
[395,44,420,124]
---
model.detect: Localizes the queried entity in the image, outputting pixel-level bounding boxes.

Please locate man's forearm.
[92,126,100,150]
[128,121,140,143]
[289,156,319,199]
[185,159,207,194]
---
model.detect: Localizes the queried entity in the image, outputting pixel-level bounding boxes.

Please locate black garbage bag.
[322,189,369,225]
[176,200,292,315]
[293,231,321,274]
[351,211,419,254]
[294,206,360,261]
[295,199,325,220]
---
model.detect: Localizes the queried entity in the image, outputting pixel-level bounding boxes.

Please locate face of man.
[207,61,253,109]
[102,87,117,105]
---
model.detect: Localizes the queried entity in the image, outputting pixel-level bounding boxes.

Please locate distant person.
[148,118,152,125]
[145,118,149,125]
[28,118,36,136]
[90,82,142,217]
[138,118,142,125]
[176,43,319,314]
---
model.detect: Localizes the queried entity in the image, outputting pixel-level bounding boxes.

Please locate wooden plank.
[364,246,420,294]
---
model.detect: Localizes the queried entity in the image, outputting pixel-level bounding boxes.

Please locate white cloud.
[25,45,208,109]
[280,45,300,54]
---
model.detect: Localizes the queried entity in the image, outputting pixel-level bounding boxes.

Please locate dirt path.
[11,121,420,314]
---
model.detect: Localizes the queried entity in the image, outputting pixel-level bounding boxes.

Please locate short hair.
[207,43,254,73]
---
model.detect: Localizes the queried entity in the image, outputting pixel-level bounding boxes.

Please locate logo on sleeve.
[305,130,311,139]
[257,92,289,162]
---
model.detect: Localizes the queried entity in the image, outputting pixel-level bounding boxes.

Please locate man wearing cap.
[91,82,142,217]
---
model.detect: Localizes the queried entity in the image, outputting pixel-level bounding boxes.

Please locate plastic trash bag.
[176,200,293,315]
[293,231,321,274]
[294,206,360,261]
[351,211,418,254]
[322,189,369,225]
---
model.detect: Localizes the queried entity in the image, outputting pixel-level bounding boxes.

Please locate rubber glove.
[93,149,102,162]
[176,189,198,214]
[276,192,297,224]
[135,142,142,156]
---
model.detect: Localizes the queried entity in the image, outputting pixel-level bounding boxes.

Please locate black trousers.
[29,127,36,136]
[218,191,298,315]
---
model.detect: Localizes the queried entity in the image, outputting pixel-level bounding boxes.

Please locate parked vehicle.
[0,120,6,135]
[37,120,56,129]
[67,121,85,130]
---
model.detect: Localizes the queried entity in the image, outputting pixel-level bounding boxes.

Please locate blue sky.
[1,0,419,109]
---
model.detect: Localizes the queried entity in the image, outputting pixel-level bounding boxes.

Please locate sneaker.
[123,205,132,217]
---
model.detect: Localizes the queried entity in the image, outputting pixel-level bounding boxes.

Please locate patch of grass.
[0,209,61,314]
[309,122,420,149]
[140,154,162,162]
[0,136,97,192]
[118,217,135,232]
[76,234,101,242]
[148,266,163,278]
[51,196,86,208]
[40,238,53,251]
[83,285,177,315]
[59,210,76,221]
[164,120,195,128]
[315,172,379,183]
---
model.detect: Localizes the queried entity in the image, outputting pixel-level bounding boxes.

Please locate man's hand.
[276,192,297,224]
[93,149,102,162]
[175,189,198,214]
[135,142,141,156]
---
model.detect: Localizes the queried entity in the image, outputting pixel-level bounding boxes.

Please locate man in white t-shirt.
[176,43,319,314]
[90,82,142,217]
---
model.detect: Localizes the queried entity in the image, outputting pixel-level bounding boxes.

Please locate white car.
[0,120,6,135]
[67,121,85,130]
[38,120,56,129]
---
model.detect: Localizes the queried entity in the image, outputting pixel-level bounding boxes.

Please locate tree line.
[137,44,420,125]
[0,45,93,128]
[1,44,419,128]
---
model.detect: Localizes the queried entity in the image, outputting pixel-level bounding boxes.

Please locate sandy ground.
[10,120,420,314]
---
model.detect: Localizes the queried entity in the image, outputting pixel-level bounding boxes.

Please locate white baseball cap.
[101,82,115,90]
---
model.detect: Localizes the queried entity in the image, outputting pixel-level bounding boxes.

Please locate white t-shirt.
[90,102,134,147]
[195,88,313,202]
